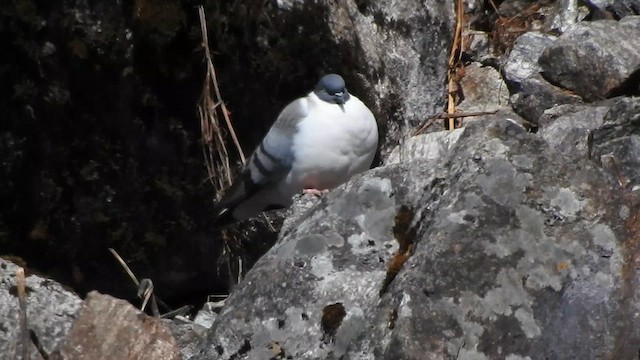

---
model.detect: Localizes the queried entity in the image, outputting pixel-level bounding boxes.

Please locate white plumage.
[214,74,378,224]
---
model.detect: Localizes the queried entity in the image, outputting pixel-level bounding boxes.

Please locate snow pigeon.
[214,73,378,224]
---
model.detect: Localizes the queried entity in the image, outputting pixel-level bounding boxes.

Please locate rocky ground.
[2,0,640,359]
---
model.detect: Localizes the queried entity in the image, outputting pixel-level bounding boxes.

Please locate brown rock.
[51,292,181,360]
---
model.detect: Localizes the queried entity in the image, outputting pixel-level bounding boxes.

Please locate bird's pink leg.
[302,188,329,197]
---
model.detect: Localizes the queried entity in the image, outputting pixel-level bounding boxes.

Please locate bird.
[213,73,378,225]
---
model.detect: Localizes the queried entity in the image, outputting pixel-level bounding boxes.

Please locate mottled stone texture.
[192,160,441,359]
[539,17,640,101]
[502,32,581,124]
[0,258,82,359]
[589,97,640,189]
[192,115,640,359]
[538,101,613,154]
[51,291,181,360]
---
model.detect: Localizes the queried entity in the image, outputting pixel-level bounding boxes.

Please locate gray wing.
[213,97,309,223]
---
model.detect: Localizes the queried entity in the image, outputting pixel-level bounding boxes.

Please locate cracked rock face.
[502,31,582,124]
[589,97,640,189]
[539,16,640,101]
[192,115,640,359]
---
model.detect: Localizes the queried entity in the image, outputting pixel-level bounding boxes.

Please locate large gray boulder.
[192,112,640,359]
[538,102,613,154]
[539,17,640,101]
[502,32,582,124]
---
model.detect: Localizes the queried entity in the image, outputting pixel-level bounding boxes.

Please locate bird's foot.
[302,188,329,197]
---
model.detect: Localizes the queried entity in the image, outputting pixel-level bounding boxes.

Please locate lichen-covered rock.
[606,0,640,18]
[192,113,640,359]
[385,128,464,165]
[589,97,640,189]
[191,159,441,359]
[349,118,640,359]
[538,102,613,154]
[539,17,640,101]
[0,258,82,359]
[165,318,208,360]
[502,32,582,123]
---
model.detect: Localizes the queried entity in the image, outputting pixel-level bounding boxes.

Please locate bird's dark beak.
[333,92,345,104]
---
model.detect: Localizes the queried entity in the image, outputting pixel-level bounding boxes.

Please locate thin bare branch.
[108,248,139,286]
[414,110,498,135]
[445,0,465,130]
[16,267,29,360]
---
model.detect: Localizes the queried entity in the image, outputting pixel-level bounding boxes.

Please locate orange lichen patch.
[380,206,417,296]
[556,261,569,272]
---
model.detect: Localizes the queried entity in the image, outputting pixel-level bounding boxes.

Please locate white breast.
[279,92,378,199]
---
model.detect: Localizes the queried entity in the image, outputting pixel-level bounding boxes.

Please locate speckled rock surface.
[538,102,613,154]
[191,159,441,359]
[385,128,464,165]
[166,318,208,360]
[502,32,556,86]
[589,97,640,189]
[51,291,181,360]
[0,258,82,359]
[539,17,640,101]
[601,0,640,18]
[456,63,510,114]
[192,115,640,359]
[502,32,582,124]
[546,0,589,34]
[346,118,640,360]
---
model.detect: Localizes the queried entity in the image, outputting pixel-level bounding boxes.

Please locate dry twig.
[414,110,498,136]
[108,248,170,317]
[445,0,465,130]
[16,267,29,360]
[489,0,547,54]
[197,5,246,199]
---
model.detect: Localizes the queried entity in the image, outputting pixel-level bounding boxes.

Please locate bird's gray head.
[314,74,351,105]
